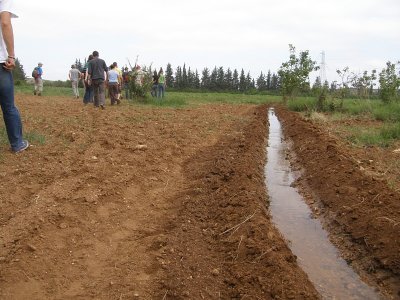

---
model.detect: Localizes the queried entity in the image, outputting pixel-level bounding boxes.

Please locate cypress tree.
[266,70,272,90]
[201,67,210,89]
[165,63,174,88]
[239,69,246,92]
[232,69,239,91]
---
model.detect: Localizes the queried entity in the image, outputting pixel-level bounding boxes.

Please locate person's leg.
[0,68,26,151]
[93,80,100,107]
[34,79,38,95]
[72,81,77,98]
[98,80,106,108]
[38,78,43,95]
[74,81,79,98]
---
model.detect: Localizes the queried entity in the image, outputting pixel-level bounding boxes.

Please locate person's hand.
[3,57,15,70]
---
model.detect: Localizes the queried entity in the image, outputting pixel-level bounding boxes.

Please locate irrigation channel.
[265,108,380,300]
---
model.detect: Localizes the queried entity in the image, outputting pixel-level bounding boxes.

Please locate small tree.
[351,69,377,99]
[12,58,26,83]
[278,44,318,101]
[379,61,400,103]
[336,67,352,100]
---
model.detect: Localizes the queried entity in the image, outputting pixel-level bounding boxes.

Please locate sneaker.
[14,140,29,153]
[38,93,42,96]
[34,91,36,95]
[100,105,105,110]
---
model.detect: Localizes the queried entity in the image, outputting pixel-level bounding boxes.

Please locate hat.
[38,62,43,66]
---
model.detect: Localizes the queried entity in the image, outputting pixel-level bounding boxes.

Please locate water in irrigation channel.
[265,108,380,300]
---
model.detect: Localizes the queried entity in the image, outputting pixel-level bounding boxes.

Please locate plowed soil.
[0,95,399,299]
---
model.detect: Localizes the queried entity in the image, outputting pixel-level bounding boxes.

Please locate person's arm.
[1,11,15,70]
[68,70,71,80]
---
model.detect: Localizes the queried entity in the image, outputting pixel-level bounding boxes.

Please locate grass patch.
[25,131,46,145]
[286,97,316,112]
[345,124,400,147]
[373,103,400,122]
[15,84,84,97]
[0,127,8,146]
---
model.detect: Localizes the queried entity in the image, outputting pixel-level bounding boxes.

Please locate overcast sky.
[13,0,400,83]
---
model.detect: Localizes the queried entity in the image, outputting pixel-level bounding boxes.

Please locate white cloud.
[11,0,400,82]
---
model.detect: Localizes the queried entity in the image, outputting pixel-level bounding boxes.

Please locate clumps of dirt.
[159,105,319,299]
[275,106,400,298]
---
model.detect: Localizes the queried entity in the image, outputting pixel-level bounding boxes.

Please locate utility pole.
[320,51,327,84]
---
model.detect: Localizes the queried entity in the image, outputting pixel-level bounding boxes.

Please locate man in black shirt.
[87,51,108,109]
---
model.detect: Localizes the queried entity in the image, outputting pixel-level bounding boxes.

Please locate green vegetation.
[24,131,46,145]
[278,44,319,101]
[15,83,84,97]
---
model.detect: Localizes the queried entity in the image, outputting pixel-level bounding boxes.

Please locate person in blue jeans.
[0,0,29,153]
[158,68,165,99]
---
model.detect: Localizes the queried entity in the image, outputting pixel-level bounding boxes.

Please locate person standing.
[112,62,122,100]
[87,50,108,109]
[158,68,166,99]
[151,70,159,98]
[107,64,121,105]
[0,0,29,152]
[34,62,43,96]
[122,66,131,99]
[83,54,94,104]
[68,65,81,99]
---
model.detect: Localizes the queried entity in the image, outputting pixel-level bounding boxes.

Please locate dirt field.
[0,95,399,299]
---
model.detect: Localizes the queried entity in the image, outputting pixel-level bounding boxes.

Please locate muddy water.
[265,108,380,300]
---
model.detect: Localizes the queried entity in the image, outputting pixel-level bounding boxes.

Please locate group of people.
[68,52,167,109]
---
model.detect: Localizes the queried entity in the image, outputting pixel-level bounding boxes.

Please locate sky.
[13,0,400,83]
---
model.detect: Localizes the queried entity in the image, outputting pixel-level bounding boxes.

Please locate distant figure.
[158,68,165,98]
[134,65,144,86]
[82,54,94,104]
[107,64,121,105]
[34,62,43,96]
[0,0,29,152]
[69,65,81,99]
[122,67,131,99]
[87,51,108,109]
[151,70,159,98]
[112,62,122,100]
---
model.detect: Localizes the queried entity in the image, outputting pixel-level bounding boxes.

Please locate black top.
[152,74,159,84]
[88,57,108,80]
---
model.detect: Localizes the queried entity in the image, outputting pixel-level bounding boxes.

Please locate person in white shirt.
[68,65,82,99]
[0,0,29,152]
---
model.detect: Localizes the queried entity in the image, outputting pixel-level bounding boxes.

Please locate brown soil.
[0,95,398,299]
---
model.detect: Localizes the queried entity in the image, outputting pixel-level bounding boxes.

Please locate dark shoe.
[100,105,105,110]
[14,140,29,153]
[34,91,36,95]
[38,93,42,96]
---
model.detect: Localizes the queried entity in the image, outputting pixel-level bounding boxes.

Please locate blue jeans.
[0,66,24,151]
[83,86,94,104]
[151,84,158,97]
[158,83,165,98]
[124,83,131,99]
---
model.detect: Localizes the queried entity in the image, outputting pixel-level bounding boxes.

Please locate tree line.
[164,63,280,93]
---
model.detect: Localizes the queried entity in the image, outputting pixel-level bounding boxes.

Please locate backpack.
[32,67,39,79]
